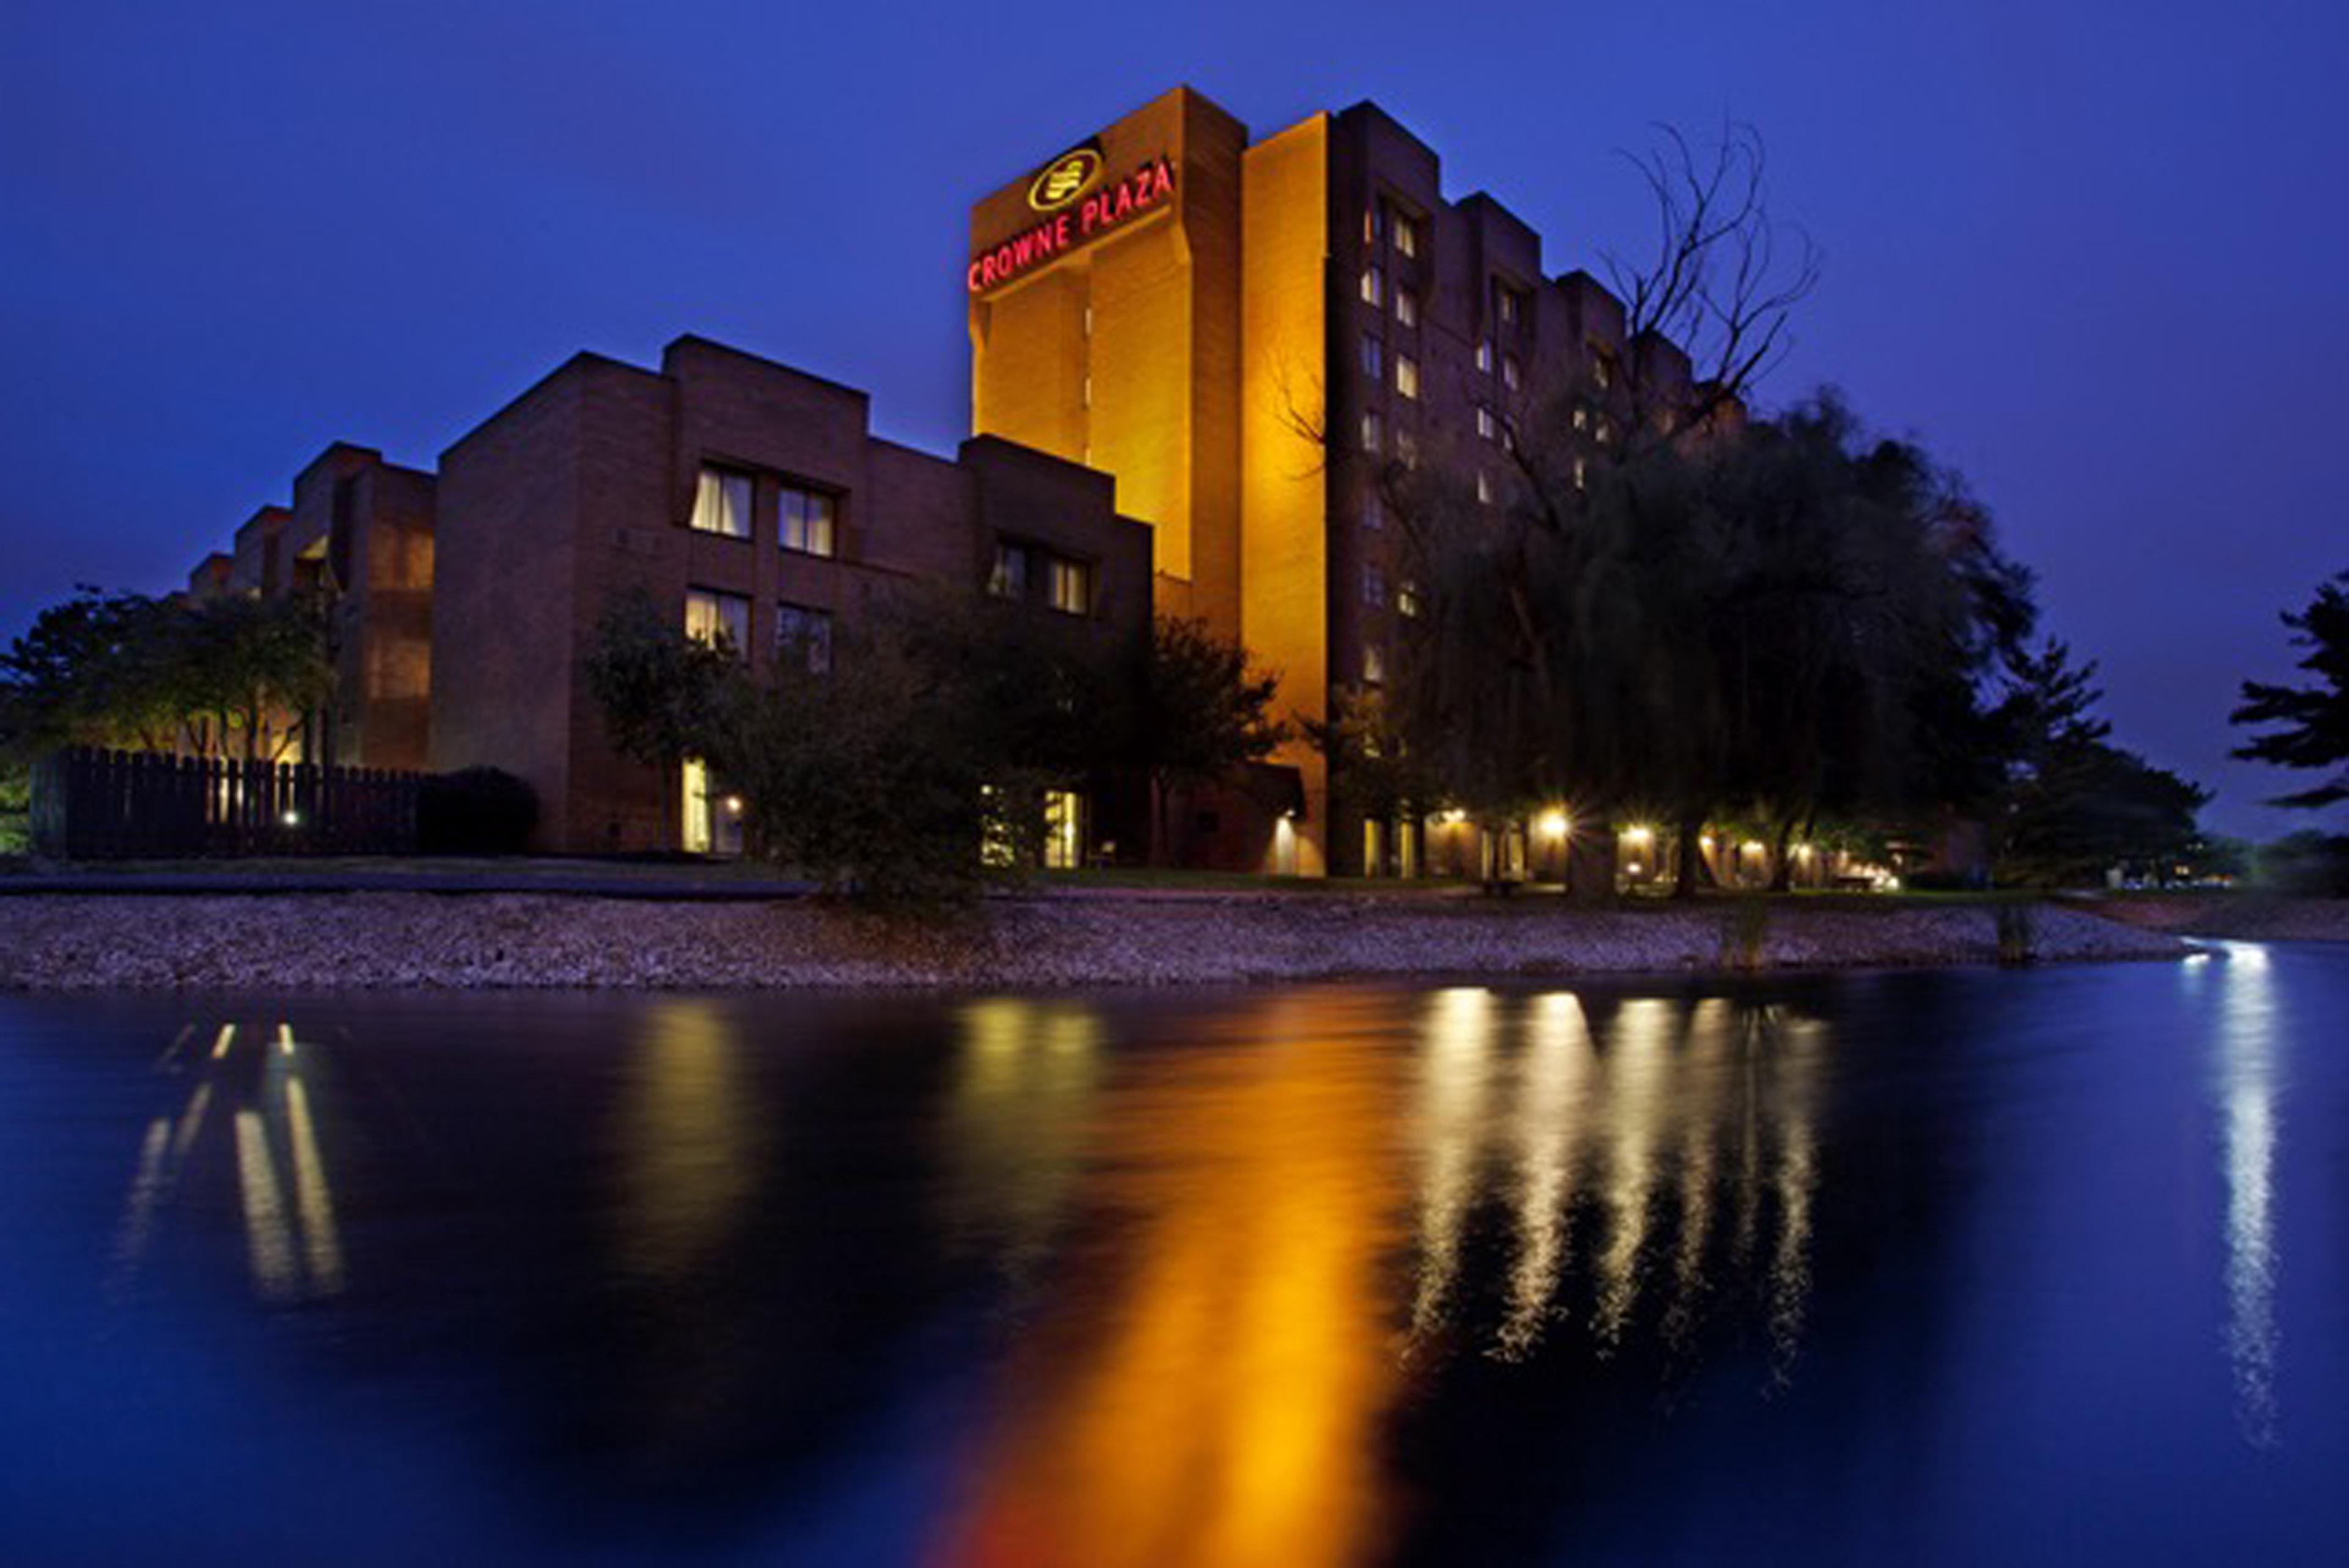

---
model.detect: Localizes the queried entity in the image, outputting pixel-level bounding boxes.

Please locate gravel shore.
[0,892,2186,991]
[2091,893,2349,944]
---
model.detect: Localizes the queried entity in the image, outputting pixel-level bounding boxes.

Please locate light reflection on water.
[9,949,2346,1566]
[2210,942,2282,1446]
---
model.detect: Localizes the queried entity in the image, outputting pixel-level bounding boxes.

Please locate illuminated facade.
[971,87,1693,876]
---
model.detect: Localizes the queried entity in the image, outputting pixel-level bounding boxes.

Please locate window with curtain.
[684,588,749,656]
[691,467,752,538]
[780,484,836,556]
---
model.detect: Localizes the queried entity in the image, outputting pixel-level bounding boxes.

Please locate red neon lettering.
[969,160,1180,291]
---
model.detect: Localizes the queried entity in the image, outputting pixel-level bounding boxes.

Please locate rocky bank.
[0,892,2186,991]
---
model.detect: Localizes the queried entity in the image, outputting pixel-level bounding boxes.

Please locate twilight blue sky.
[3,0,2343,838]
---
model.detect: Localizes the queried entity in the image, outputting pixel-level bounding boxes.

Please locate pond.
[2,946,2344,1564]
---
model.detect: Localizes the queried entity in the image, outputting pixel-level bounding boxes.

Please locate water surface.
[2,947,2345,1564]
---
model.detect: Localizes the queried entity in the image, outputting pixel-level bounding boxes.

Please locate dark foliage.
[419,767,540,856]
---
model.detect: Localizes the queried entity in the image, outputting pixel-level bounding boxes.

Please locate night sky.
[4,1,2342,840]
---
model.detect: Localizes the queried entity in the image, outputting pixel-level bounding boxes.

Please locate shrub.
[1719,897,1772,971]
[1994,901,2038,966]
[2252,831,2349,897]
[419,767,539,855]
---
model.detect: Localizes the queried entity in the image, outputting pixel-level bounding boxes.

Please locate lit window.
[1503,355,1521,391]
[1361,333,1382,379]
[1398,579,1423,618]
[1366,202,1385,246]
[1594,355,1612,389]
[1476,407,1497,442]
[684,588,749,656]
[1047,556,1093,615]
[1396,285,1419,328]
[1363,643,1386,684]
[990,540,1033,599]
[1395,429,1419,467]
[1573,405,1589,432]
[1043,789,1085,870]
[1573,457,1589,492]
[1475,339,1493,373]
[1393,211,1420,259]
[1395,354,1419,399]
[1361,410,1383,454]
[690,467,752,538]
[1361,264,1383,306]
[1596,419,1613,446]
[1476,470,1493,505]
[1364,563,1387,607]
[775,602,831,673]
[681,758,741,856]
[1363,490,1383,531]
[780,485,836,557]
[1497,284,1522,327]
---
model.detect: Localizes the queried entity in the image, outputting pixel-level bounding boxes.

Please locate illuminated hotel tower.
[970,87,1659,876]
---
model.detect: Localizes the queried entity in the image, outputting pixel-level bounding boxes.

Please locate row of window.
[1359,412,1420,465]
[989,540,1093,615]
[1366,199,1423,259]
[689,465,839,557]
[1359,265,1421,328]
[685,588,833,671]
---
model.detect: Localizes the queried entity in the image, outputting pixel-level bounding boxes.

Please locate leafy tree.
[582,586,1130,904]
[1,585,332,764]
[1991,640,2211,886]
[579,588,743,771]
[1384,389,2036,899]
[1137,616,1286,859]
[2230,569,2349,809]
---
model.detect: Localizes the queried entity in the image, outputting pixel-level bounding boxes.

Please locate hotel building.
[969,86,1690,877]
[173,86,1787,879]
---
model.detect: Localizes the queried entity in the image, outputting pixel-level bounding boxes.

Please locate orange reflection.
[932,989,1404,1568]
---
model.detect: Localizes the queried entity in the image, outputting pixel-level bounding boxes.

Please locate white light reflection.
[1495,992,1590,1359]
[282,1074,347,1296]
[171,1082,213,1161]
[2212,941,2282,1446]
[234,1109,299,1301]
[1766,1011,1823,1389]
[1591,998,1671,1350]
[1659,999,1731,1356]
[107,1117,173,1293]
[944,997,1103,1289]
[1409,987,1498,1342]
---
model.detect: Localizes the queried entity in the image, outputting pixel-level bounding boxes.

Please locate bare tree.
[1599,120,1821,452]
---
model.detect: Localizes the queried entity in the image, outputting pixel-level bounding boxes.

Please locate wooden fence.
[31,748,421,859]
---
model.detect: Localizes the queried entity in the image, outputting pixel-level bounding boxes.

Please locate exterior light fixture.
[724,796,744,815]
[280,810,301,827]
[1537,808,1569,840]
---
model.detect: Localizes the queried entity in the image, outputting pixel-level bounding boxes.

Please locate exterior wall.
[193,446,434,771]
[432,359,589,846]
[1238,113,1333,876]
[970,86,1248,635]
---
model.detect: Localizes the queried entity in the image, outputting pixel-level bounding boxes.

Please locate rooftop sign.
[970,158,1176,295]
